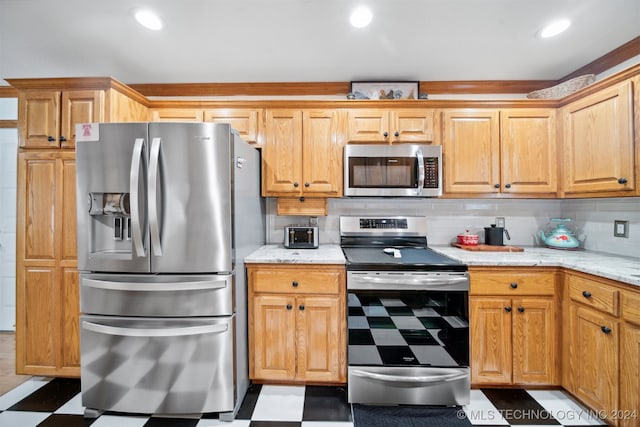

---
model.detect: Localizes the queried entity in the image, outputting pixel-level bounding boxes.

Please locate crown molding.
[560,35,640,82]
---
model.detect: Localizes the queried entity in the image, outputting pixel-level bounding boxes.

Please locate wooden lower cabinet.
[247,264,346,383]
[470,268,558,386]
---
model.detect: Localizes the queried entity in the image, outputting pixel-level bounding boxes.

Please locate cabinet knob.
[304,182,310,187]
[618,178,628,184]
[505,183,512,189]
[299,304,305,311]
[293,182,299,187]
[47,136,56,142]
[286,304,292,310]
[292,281,299,287]
[494,183,500,189]
[582,290,592,298]
[383,131,389,137]
[601,325,612,334]
[299,196,305,202]
[59,135,67,142]
[510,282,518,289]
[517,306,525,313]
[394,131,400,137]
[504,306,512,312]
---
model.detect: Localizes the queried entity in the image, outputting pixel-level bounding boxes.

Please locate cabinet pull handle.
[582,290,592,298]
[618,178,628,184]
[601,326,612,334]
[304,182,310,187]
[292,281,299,287]
[517,306,525,313]
[286,304,292,310]
[59,135,67,142]
[504,306,512,312]
[505,183,511,189]
[293,182,299,187]
[299,196,305,202]
[394,131,400,137]
[47,135,56,142]
[510,282,518,289]
[299,304,305,311]
[383,131,389,137]
[494,183,500,189]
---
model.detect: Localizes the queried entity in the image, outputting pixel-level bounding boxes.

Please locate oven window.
[348,157,417,188]
[347,290,469,367]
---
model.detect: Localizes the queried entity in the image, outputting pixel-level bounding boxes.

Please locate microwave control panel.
[424,157,439,188]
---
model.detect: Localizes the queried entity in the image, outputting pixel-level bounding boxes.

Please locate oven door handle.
[351,369,468,384]
[348,274,468,290]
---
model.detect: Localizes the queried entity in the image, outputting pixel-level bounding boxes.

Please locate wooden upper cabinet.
[150,108,204,122]
[442,109,500,193]
[500,109,557,194]
[262,109,342,197]
[561,80,635,196]
[204,109,261,145]
[346,109,434,143]
[19,90,104,149]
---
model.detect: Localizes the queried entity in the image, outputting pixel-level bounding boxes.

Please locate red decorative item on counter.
[457,230,478,246]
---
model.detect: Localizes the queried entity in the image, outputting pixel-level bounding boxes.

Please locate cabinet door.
[620,324,640,427]
[204,109,261,145]
[470,297,512,384]
[500,109,557,194]
[442,110,500,193]
[346,109,389,142]
[251,294,296,380]
[262,109,303,196]
[18,90,61,148]
[60,267,80,371]
[297,295,344,382]
[150,108,204,122]
[568,304,618,413]
[562,80,635,195]
[391,109,434,142]
[301,110,342,196]
[60,90,104,149]
[60,158,77,262]
[512,298,557,384]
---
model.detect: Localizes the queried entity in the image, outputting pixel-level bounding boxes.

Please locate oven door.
[347,282,469,405]
[344,144,442,197]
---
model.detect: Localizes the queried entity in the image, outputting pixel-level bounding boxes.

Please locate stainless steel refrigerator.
[75,122,264,420]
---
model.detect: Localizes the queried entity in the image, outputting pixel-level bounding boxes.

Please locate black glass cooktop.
[342,247,467,272]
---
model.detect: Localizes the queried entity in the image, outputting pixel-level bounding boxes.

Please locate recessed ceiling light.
[538,19,571,38]
[350,6,372,28]
[134,9,163,31]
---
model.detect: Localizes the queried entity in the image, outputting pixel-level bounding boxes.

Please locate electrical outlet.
[614,220,629,238]
[495,217,506,228]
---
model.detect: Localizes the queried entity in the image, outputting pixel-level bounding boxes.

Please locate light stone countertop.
[430,245,640,287]
[244,244,346,265]
[245,244,640,287]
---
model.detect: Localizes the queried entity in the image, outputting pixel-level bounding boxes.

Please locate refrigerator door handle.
[83,277,229,292]
[149,137,162,257]
[129,138,146,257]
[82,320,228,337]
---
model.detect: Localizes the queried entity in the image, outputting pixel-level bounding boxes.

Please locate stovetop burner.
[340,216,467,272]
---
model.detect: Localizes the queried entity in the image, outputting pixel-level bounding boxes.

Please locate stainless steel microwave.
[344,144,442,197]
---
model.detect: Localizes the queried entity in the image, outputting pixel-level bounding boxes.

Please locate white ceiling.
[1,0,639,87]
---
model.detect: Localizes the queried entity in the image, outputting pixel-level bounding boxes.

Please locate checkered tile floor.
[0,377,610,426]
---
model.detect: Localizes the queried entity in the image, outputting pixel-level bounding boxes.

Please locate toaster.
[284,225,319,249]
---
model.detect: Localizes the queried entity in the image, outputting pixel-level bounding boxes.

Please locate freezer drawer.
[81,315,236,414]
[80,273,234,317]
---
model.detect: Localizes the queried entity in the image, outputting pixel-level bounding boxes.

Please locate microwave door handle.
[149,137,162,257]
[129,138,146,257]
[416,149,424,195]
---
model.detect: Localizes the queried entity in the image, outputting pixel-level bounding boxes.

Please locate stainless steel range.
[341,216,470,406]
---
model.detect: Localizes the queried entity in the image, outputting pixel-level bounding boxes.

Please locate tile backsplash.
[265,197,640,259]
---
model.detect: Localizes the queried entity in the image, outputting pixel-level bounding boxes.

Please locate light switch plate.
[614,220,629,238]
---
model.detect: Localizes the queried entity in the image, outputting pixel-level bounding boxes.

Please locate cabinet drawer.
[470,271,556,295]
[252,268,342,294]
[622,290,640,325]
[568,275,619,317]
